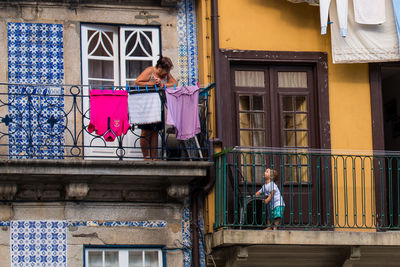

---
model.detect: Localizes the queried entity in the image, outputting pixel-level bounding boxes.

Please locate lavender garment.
[165,85,200,140]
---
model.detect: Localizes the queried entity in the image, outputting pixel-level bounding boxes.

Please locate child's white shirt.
[257,181,285,208]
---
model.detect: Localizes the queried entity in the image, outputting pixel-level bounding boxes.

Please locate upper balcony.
[0,83,214,202]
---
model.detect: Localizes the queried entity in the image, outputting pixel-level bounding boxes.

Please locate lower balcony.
[207,147,400,267]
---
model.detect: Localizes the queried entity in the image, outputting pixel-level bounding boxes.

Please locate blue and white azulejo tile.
[10,220,67,267]
[7,23,65,159]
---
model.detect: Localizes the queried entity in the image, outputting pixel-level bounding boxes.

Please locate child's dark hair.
[268,168,278,181]
[156,55,173,72]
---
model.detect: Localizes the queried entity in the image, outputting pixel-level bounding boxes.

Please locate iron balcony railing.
[214,147,400,230]
[0,82,215,160]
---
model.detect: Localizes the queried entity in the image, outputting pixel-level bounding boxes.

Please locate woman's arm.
[163,72,178,88]
[134,67,156,86]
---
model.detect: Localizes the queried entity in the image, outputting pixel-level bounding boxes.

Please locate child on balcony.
[256,168,285,230]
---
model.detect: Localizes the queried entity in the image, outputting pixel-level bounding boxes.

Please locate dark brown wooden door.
[230,64,322,228]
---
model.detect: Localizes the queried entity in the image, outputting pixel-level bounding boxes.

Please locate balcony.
[0,83,214,202]
[208,147,400,266]
[214,147,400,230]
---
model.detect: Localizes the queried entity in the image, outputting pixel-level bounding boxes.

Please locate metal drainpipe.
[191,0,220,265]
[191,143,216,267]
[212,0,222,142]
[191,191,200,267]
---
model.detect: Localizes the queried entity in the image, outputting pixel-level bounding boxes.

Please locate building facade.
[0,1,212,266]
[198,0,400,266]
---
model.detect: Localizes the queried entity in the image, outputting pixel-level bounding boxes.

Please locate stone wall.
[0,202,185,266]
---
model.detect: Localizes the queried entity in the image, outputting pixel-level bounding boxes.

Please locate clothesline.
[89,82,215,95]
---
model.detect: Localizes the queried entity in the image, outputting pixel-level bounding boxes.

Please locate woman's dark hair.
[156,55,174,72]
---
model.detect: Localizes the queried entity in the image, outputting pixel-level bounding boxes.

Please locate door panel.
[230,63,324,228]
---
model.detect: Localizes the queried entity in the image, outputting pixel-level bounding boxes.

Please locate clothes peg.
[112,86,114,92]
[101,85,103,92]
[174,84,176,90]
[155,84,158,91]
[145,84,148,92]
[164,84,167,91]
[197,81,200,88]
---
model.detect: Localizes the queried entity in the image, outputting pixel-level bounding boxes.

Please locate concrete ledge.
[211,229,400,248]
[0,160,213,202]
[0,159,212,178]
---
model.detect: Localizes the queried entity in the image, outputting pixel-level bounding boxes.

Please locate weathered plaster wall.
[0,202,185,267]
[0,3,180,85]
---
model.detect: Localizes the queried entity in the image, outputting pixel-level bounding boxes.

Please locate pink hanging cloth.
[165,85,200,140]
[88,89,130,142]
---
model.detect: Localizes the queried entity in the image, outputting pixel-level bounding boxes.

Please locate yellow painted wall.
[216,0,373,151]
[197,0,374,232]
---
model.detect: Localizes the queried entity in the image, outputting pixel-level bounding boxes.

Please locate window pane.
[240,130,251,146]
[125,31,153,57]
[239,95,250,111]
[235,71,264,87]
[126,60,152,79]
[284,114,294,129]
[252,131,265,147]
[299,166,309,182]
[88,251,103,267]
[296,131,308,147]
[296,96,307,111]
[88,60,114,79]
[284,166,297,183]
[296,114,308,129]
[125,31,138,55]
[284,131,295,147]
[278,72,307,88]
[251,113,265,129]
[105,251,118,267]
[88,80,114,87]
[283,96,293,111]
[88,31,114,57]
[129,251,143,267]
[240,130,266,147]
[253,95,264,110]
[144,251,159,267]
[240,113,250,129]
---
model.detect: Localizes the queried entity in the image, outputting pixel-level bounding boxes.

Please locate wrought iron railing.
[0,83,215,160]
[214,147,400,230]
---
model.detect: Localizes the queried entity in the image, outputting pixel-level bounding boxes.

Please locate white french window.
[81,24,160,159]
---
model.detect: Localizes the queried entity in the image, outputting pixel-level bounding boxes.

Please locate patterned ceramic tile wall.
[9,220,167,266]
[182,198,192,267]
[10,220,67,266]
[7,23,64,159]
[177,0,199,86]
[177,2,203,265]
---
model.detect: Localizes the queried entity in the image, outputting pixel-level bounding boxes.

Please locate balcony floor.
[207,229,400,267]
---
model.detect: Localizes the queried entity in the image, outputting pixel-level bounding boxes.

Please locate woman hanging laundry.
[133,56,177,160]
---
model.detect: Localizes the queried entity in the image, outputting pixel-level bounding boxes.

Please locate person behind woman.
[134,56,177,160]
